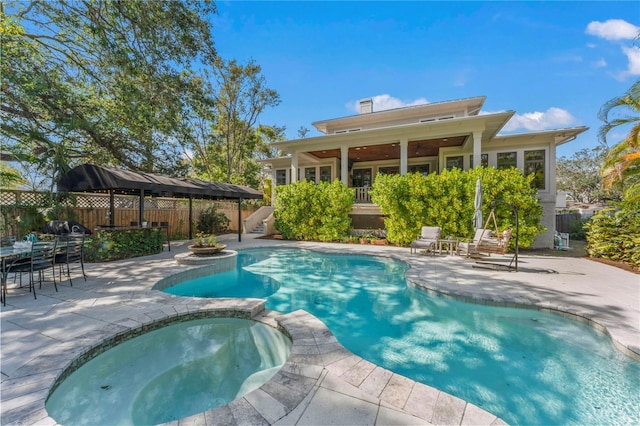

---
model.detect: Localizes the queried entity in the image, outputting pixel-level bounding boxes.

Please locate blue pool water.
[46,318,291,425]
[165,249,640,425]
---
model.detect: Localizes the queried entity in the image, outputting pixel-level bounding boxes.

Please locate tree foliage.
[370,167,544,247]
[556,146,612,203]
[185,58,280,185]
[274,180,354,241]
[598,79,640,203]
[1,0,217,182]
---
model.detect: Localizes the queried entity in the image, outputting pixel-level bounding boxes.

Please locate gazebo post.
[188,196,193,240]
[238,198,242,242]
[139,189,145,226]
[109,190,115,226]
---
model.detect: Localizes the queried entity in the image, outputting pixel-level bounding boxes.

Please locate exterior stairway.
[251,222,266,234]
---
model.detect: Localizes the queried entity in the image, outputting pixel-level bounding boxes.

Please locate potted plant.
[141,218,148,228]
[188,233,226,255]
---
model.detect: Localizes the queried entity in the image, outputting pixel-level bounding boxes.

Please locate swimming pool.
[164,248,640,425]
[46,317,291,425]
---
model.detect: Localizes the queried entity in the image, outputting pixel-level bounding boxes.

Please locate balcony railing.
[353,187,372,203]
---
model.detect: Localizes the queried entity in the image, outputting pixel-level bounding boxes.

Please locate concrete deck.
[1,234,638,425]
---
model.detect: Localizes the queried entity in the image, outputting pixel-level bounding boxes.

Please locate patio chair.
[410,226,441,255]
[55,234,87,286]
[4,240,58,302]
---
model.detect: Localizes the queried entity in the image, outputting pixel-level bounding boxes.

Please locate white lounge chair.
[410,226,441,255]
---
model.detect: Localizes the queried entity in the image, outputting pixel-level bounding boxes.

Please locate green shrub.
[370,167,544,247]
[196,205,230,235]
[274,180,354,241]
[585,200,640,269]
[84,228,165,261]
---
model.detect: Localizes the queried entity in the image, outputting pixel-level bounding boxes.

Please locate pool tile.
[359,366,393,398]
[260,379,308,412]
[228,397,270,426]
[379,373,414,408]
[296,387,378,426]
[431,391,466,425]
[324,354,361,377]
[376,405,428,425]
[245,388,289,424]
[341,359,377,387]
[461,402,499,425]
[403,381,439,421]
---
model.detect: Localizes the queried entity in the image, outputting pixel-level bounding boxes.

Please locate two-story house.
[261,96,588,248]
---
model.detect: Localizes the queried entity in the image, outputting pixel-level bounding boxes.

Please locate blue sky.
[210,1,639,158]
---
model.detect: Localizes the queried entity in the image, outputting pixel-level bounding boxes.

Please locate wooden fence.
[555,212,582,234]
[0,190,260,240]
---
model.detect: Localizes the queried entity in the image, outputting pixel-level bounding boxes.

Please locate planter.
[359,238,369,245]
[372,239,387,245]
[188,244,227,255]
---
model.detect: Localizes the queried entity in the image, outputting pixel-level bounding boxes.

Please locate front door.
[352,168,372,187]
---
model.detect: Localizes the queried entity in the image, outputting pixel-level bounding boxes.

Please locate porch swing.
[473,199,519,271]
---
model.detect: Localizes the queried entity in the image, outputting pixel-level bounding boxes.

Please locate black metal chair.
[55,234,87,286]
[4,240,58,304]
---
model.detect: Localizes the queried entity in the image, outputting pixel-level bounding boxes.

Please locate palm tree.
[598,79,640,202]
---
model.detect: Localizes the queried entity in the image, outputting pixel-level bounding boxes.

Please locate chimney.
[359,98,373,114]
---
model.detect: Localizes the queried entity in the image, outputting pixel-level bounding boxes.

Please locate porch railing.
[353,187,372,203]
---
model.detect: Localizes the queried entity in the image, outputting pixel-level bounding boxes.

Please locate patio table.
[438,238,459,255]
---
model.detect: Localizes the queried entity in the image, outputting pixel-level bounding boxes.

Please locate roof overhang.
[494,127,589,146]
[267,111,514,161]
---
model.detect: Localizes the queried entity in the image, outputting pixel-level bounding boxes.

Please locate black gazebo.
[57,164,263,241]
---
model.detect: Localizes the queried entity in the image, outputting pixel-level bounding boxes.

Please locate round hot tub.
[46,317,291,425]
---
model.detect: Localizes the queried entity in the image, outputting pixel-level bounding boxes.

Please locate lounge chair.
[410,226,441,255]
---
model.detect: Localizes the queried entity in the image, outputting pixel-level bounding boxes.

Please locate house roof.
[57,164,263,200]
[312,96,486,134]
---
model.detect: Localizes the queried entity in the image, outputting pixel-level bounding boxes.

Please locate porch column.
[341,146,349,185]
[400,139,408,175]
[290,151,298,183]
[472,131,482,169]
[271,168,277,206]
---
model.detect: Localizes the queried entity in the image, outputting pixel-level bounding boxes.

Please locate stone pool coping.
[1,236,638,425]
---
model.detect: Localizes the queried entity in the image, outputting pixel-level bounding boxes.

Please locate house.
[261,96,588,248]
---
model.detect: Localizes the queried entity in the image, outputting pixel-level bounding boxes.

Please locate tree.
[185,58,280,185]
[206,58,280,183]
[556,146,611,203]
[297,126,310,138]
[1,0,217,182]
[598,79,640,203]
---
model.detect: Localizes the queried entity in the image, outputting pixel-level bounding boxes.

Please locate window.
[352,168,372,187]
[408,164,430,175]
[304,167,316,183]
[445,156,464,171]
[378,166,399,175]
[275,169,287,186]
[469,154,488,168]
[319,166,332,182]
[497,152,517,169]
[524,150,545,189]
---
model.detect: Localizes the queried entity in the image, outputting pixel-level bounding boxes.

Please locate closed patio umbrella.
[473,178,483,229]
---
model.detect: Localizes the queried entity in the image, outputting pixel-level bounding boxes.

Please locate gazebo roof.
[57,164,262,200]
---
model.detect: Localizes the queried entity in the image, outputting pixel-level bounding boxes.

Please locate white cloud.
[616,45,640,79]
[501,107,578,132]
[585,19,639,41]
[593,58,607,68]
[347,94,428,113]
